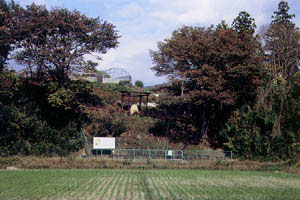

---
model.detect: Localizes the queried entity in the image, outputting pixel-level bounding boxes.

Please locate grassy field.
[1,169,300,200]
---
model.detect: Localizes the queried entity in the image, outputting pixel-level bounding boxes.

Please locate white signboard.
[93,137,115,149]
[167,150,173,156]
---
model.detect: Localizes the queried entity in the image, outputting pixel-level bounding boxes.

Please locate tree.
[0,0,12,72]
[150,24,263,143]
[271,1,295,26]
[151,24,262,105]
[135,80,143,88]
[264,1,299,80]
[260,1,300,137]
[13,4,119,83]
[219,1,300,160]
[150,26,214,98]
[264,25,300,80]
[232,11,256,35]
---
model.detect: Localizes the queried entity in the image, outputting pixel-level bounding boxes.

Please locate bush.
[0,104,82,156]
[93,117,127,137]
[218,106,300,161]
[135,80,144,88]
[0,74,99,156]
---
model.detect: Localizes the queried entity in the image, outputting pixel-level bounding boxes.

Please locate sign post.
[93,137,115,157]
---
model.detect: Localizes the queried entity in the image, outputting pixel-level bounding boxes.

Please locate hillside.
[83,82,193,151]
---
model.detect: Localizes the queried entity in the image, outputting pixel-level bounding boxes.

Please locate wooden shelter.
[120,91,151,110]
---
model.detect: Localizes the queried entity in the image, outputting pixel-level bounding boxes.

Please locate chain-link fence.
[93,149,232,161]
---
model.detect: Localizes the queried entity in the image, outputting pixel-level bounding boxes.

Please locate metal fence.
[93,149,232,161]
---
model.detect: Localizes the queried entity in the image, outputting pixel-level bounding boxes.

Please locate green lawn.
[0,169,300,200]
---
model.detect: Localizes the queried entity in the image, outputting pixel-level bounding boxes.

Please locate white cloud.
[148,0,278,27]
[114,3,144,18]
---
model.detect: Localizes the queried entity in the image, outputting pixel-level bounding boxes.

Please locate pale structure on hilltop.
[69,67,132,83]
[102,67,132,84]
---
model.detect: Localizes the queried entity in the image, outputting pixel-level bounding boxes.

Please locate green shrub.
[0,106,82,156]
[135,80,144,88]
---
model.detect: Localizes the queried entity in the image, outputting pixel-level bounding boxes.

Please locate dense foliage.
[0,1,118,156]
[150,21,263,146]
[150,1,300,160]
[135,80,144,88]
[0,71,104,156]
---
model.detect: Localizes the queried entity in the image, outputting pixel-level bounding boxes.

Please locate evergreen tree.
[232,11,256,35]
[265,0,299,80]
[271,1,295,26]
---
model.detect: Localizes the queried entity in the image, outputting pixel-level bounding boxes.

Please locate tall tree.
[271,1,295,26]
[264,25,300,80]
[0,0,11,72]
[260,1,300,136]
[150,26,214,97]
[265,1,299,80]
[232,11,256,35]
[150,24,263,143]
[13,4,119,83]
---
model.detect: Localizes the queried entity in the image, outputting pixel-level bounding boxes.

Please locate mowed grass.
[1,169,300,200]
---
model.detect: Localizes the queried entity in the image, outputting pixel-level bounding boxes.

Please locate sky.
[14,0,300,86]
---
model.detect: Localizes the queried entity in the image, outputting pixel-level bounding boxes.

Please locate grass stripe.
[155,176,170,199]
[83,174,105,198]
[115,174,126,200]
[123,172,130,199]
[96,173,117,199]
[149,175,163,200]
[129,172,135,200]
[137,174,143,200]
[77,175,99,198]
[99,172,119,199]
[160,175,177,199]
[167,176,188,199]
[92,173,116,199]
[110,173,125,200]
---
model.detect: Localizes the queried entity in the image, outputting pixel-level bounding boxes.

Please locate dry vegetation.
[0,156,298,173]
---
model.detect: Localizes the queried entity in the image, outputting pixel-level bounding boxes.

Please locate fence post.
[196,150,198,161]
